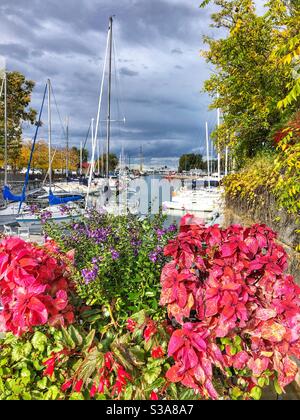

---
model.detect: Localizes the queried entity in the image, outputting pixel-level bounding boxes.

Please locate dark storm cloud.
[171,48,184,55]
[119,67,139,77]
[0,43,30,60]
[0,0,227,165]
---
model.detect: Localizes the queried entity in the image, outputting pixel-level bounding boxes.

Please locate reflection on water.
[88,175,223,227]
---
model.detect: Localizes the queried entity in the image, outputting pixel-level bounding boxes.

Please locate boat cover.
[2,186,25,202]
[48,191,83,206]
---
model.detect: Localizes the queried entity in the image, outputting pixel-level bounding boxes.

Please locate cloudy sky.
[0,0,264,168]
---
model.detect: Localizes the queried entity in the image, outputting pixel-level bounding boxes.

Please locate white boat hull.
[0,203,22,225]
[16,205,83,228]
[163,188,223,213]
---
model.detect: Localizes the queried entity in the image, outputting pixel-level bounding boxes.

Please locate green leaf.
[32,332,48,353]
[83,330,96,353]
[250,386,262,400]
[23,342,33,357]
[178,388,198,400]
[69,326,83,347]
[231,387,243,399]
[130,310,147,326]
[11,346,24,362]
[20,368,31,385]
[33,360,44,371]
[44,385,60,400]
[274,379,283,395]
[124,384,133,400]
[128,346,146,367]
[234,336,242,347]
[61,327,76,350]
[69,392,85,400]
[77,348,103,386]
[144,366,162,385]
[37,377,48,390]
[0,377,5,393]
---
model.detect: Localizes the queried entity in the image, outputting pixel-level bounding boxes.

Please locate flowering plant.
[0,237,75,336]
[44,212,177,328]
[161,215,300,400]
[39,311,195,401]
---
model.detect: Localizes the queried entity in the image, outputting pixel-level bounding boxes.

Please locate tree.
[97,153,119,174]
[15,140,80,175]
[200,0,299,165]
[0,71,37,172]
[274,1,300,109]
[178,154,205,173]
[71,146,88,167]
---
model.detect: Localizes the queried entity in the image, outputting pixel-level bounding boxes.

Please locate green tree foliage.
[72,146,88,164]
[178,153,205,172]
[0,71,37,171]
[200,0,300,165]
[274,1,300,109]
[97,153,119,174]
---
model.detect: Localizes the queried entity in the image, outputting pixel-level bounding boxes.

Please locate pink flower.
[151,346,165,359]
[126,318,137,333]
[43,356,56,377]
[150,391,159,400]
[90,384,97,398]
[61,380,73,392]
[74,379,83,393]
[144,320,157,342]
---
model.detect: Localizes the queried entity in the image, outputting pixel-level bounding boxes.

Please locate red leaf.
[261,321,286,343]
[166,365,184,383]
[245,237,259,255]
[221,243,237,257]
[256,308,277,321]
[168,331,185,356]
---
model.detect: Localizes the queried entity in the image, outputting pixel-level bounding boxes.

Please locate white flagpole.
[225,146,229,176]
[94,23,110,179]
[206,122,211,190]
[217,106,221,183]
[86,118,95,209]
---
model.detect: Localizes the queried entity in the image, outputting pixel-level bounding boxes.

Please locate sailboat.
[84,17,135,214]
[16,79,83,228]
[0,70,29,224]
[163,122,223,213]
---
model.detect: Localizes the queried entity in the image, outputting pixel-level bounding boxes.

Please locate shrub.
[224,112,300,249]
[160,215,300,400]
[0,237,75,336]
[44,211,177,327]
[0,215,298,400]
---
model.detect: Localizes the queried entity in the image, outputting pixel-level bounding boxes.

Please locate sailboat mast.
[217,106,221,183]
[80,141,83,176]
[66,116,69,179]
[4,71,8,187]
[225,146,229,176]
[106,16,113,178]
[206,122,211,189]
[47,79,52,191]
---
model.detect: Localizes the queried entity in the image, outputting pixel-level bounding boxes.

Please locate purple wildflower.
[110,248,120,260]
[29,204,39,215]
[81,264,99,285]
[87,227,111,244]
[40,210,53,224]
[168,224,177,233]
[60,205,71,215]
[149,246,163,264]
[156,228,166,239]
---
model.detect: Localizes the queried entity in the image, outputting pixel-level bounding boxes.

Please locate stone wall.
[224,191,300,285]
